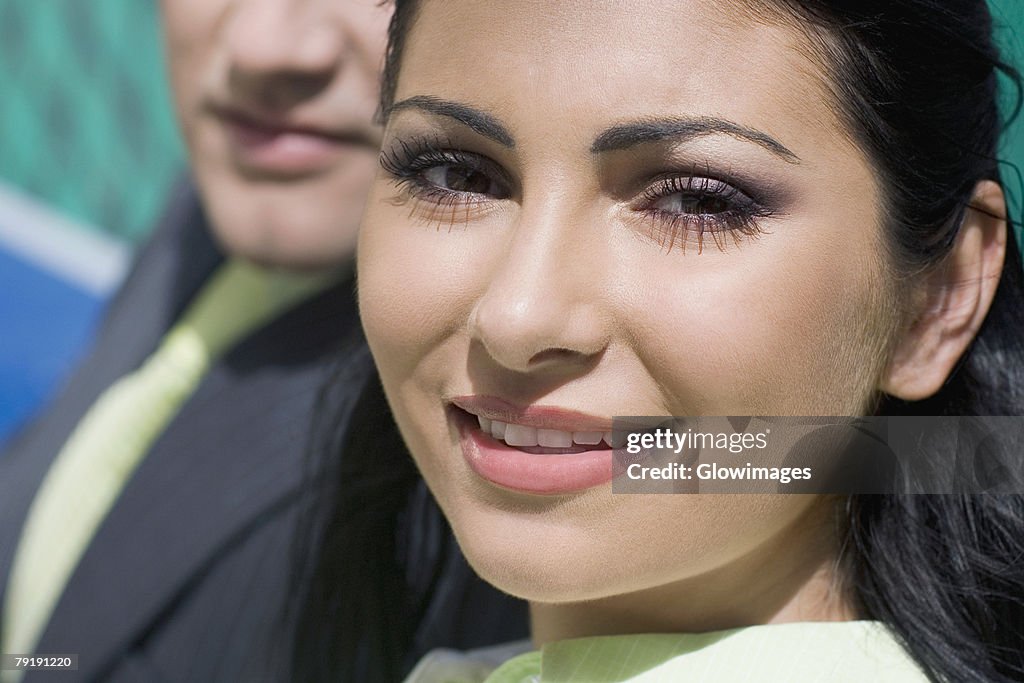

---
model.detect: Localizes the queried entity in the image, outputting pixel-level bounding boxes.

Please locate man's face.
[160,0,391,269]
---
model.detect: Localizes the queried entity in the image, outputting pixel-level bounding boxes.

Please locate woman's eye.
[648,178,742,217]
[637,175,770,251]
[651,191,732,216]
[379,139,513,205]
[422,164,502,196]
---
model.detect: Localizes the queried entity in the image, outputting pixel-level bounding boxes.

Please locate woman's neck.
[529,497,856,646]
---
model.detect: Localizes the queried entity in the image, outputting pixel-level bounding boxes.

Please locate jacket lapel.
[32,280,364,681]
[0,180,219,644]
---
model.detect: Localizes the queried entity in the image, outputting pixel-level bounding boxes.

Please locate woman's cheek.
[627,236,882,416]
[358,202,484,379]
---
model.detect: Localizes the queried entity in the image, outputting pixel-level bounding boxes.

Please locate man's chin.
[199,191,358,271]
[206,220,357,271]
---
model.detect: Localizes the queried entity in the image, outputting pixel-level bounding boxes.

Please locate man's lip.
[209,102,376,148]
[449,395,614,432]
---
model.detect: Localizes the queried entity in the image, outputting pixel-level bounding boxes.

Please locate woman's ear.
[881,180,1007,401]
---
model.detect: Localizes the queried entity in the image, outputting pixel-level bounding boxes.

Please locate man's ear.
[881,180,1007,401]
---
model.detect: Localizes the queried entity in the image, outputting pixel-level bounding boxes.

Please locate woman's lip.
[452,408,615,495]
[449,395,614,432]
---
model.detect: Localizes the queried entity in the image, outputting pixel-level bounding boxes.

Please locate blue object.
[0,245,110,445]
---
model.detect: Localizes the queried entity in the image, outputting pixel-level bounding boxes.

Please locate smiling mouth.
[448,400,618,494]
[471,413,614,454]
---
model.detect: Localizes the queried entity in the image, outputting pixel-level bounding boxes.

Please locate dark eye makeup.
[379,134,776,251]
[379,135,513,208]
[634,172,773,252]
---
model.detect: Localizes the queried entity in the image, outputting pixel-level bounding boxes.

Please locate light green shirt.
[404,621,929,683]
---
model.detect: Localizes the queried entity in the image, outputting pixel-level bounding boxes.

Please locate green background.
[0,0,1021,244]
[0,0,182,243]
[992,0,1024,222]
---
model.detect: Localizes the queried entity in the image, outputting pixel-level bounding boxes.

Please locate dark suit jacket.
[0,182,526,682]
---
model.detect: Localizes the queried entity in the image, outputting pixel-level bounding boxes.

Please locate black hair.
[288,355,423,682]
[756,6,1024,681]
[288,322,528,680]
[298,1,1024,681]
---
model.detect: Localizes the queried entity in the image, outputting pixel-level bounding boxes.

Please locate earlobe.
[881,180,1007,401]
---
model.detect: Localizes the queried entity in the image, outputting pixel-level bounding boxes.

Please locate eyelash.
[638,174,772,252]
[379,136,510,209]
[379,136,773,250]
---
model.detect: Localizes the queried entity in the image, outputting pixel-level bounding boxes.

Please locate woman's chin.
[465,552,602,603]
[455,532,645,605]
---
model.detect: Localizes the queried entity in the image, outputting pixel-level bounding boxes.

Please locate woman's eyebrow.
[591,116,800,163]
[385,95,516,148]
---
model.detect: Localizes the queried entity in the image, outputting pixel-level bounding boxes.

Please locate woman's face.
[359,0,895,614]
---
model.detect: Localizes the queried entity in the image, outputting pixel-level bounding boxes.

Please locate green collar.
[481,622,928,683]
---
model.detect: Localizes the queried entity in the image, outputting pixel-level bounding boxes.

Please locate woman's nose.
[468,210,611,375]
[223,0,344,110]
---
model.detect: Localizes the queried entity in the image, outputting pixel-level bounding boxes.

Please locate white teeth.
[538,429,573,447]
[604,432,614,446]
[573,431,604,445]
[504,424,539,447]
[479,416,610,450]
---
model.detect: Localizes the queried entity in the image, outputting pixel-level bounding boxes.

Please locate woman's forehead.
[395,0,853,167]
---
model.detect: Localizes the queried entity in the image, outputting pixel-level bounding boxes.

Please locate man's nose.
[223,0,344,110]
